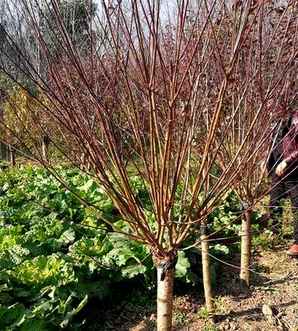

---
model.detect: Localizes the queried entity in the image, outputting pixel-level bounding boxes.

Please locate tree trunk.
[201,224,213,312]
[240,210,252,289]
[156,262,174,331]
[9,145,16,166]
[42,135,50,162]
[0,142,8,161]
[42,140,48,162]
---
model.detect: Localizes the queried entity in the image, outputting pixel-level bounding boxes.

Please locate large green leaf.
[175,251,191,279]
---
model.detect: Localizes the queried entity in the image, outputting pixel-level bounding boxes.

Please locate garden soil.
[92,244,298,331]
[187,247,298,331]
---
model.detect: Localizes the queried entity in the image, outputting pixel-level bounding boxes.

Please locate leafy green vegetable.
[0,166,156,329]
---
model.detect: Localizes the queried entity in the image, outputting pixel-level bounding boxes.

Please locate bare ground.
[188,247,298,331]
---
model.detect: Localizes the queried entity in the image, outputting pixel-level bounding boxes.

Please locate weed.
[202,321,219,331]
[174,310,189,328]
[197,306,210,320]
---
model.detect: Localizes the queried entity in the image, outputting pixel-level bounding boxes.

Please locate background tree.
[215,1,297,288]
[0,0,99,163]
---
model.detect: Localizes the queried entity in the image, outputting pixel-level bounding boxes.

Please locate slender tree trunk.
[9,145,16,166]
[156,262,174,331]
[0,142,7,161]
[201,223,213,312]
[81,152,85,164]
[80,152,91,171]
[240,210,252,289]
[42,135,50,162]
[42,139,48,162]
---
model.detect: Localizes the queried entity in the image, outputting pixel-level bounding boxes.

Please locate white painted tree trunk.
[156,265,174,331]
[42,139,48,162]
[240,210,252,288]
[201,232,213,312]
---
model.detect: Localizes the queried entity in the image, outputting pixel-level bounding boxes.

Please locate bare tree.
[215,1,297,288]
[0,0,296,329]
